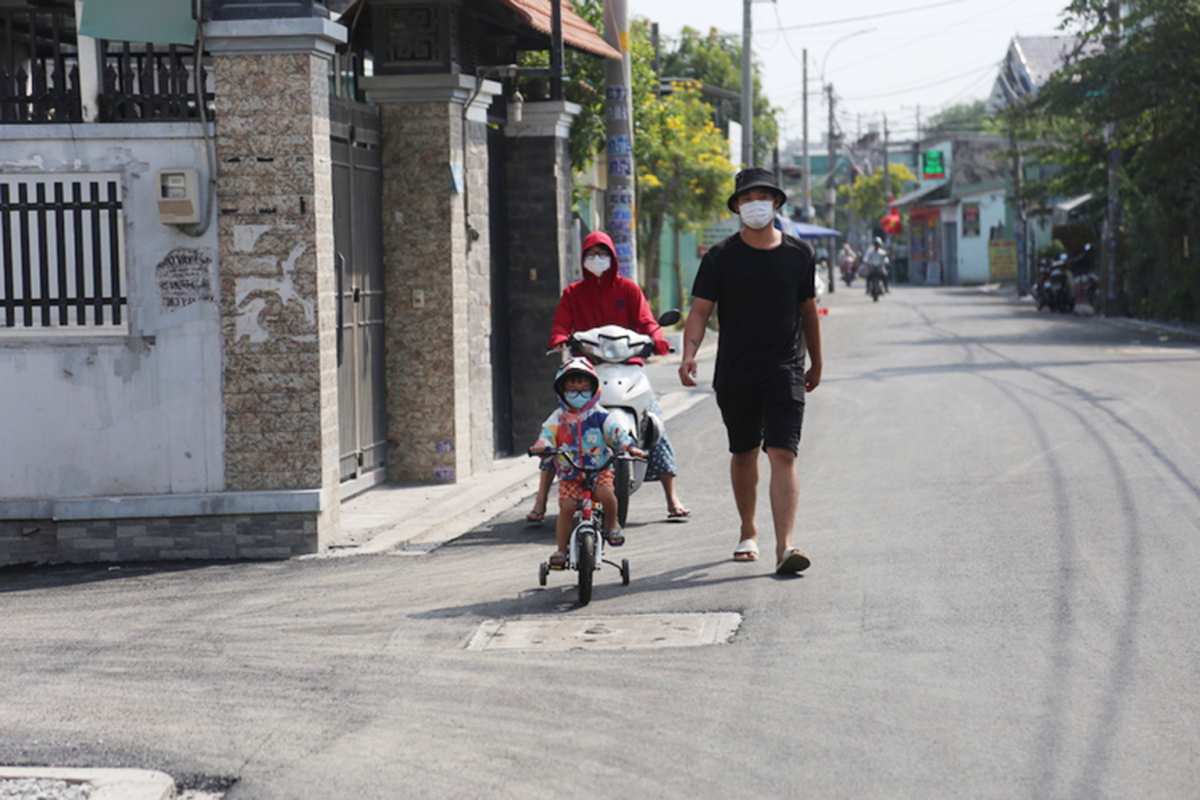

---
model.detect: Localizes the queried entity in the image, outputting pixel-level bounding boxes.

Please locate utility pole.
[882,114,891,211]
[826,83,837,233]
[802,48,810,222]
[1102,0,1122,315]
[603,0,637,281]
[740,0,753,167]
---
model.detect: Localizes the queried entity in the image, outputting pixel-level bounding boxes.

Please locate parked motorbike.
[1047,258,1076,313]
[565,310,680,526]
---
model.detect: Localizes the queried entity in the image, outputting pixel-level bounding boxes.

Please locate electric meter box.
[156,168,200,225]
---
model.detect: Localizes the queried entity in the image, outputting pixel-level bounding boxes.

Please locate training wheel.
[621,558,630,586]
[539,562,548,587]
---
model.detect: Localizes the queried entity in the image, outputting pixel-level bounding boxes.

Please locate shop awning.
[891,182,950,209]
[500,0,622,60]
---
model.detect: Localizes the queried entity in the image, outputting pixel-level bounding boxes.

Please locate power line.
[759,0,976,33]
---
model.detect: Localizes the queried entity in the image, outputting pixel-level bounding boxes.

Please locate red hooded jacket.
[548,231,671,357]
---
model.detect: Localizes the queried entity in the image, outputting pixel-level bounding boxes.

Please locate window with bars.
[0,174,127,333]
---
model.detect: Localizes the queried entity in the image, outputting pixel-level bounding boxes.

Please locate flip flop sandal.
[775,548,811,575]
[526,509,546,525]
[667,507,691,519]
[733,539,759,562]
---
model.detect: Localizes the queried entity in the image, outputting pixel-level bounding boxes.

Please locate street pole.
[802,48,810,221]
[1102,0,1122,315]
[603,0,637,281]
[826,83,836,234]
[882,114,890,212]
[740,0,753,167]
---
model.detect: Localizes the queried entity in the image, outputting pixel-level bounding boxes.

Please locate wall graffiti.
[156,248,215,311]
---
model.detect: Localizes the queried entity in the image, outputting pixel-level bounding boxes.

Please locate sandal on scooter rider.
[548,551,567,570]
[605,527,625,547]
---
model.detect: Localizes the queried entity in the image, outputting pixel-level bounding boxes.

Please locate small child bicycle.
[528,447,642,606]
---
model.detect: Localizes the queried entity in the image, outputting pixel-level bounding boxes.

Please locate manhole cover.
[465,612,742,652]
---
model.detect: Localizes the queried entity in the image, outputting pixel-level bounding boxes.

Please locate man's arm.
[799,297,823,392]
[678,298,714,387]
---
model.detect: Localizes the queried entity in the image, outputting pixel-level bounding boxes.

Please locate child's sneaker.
[605,527,625,547]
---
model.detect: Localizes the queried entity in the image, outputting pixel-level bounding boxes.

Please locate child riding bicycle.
[530,357,645,569]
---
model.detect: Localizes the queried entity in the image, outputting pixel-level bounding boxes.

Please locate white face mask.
[583,254,612,276]
[738,199,776,230]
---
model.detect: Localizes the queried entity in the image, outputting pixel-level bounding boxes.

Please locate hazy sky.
[626,0,1074,147]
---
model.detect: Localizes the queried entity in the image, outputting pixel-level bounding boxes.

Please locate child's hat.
[554,357,600,398]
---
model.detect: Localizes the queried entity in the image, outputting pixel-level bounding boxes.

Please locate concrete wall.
[0,124,223,499]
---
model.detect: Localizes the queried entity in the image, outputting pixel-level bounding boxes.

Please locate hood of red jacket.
[581,231,619,287]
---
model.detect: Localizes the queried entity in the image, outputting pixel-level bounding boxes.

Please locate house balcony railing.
[0,5,213,124]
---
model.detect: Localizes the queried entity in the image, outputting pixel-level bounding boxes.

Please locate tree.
[924,100,999,137]
[634,78,735,305]
[656,26,778,167]
[838,163,917,233]
[1009,0,1200,322]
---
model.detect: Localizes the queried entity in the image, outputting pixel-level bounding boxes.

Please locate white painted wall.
[1,124,223,499]
[956,191,1008,284]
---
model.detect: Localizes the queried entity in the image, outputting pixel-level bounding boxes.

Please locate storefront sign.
[962,202,980,237]
[989,239,1018,280]
[922,151,945,180]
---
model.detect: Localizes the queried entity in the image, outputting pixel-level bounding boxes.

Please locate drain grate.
[465,612,742,652]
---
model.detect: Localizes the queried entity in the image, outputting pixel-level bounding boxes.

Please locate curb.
[0,768,174,800]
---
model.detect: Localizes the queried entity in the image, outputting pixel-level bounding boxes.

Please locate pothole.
[465,612,742,652]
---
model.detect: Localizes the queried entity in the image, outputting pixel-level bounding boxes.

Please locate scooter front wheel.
[614,458,632,527]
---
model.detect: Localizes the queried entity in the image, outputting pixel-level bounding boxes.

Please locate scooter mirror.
[657,309,682,327]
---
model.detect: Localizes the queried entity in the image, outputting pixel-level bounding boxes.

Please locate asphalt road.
[2,284,1199,799]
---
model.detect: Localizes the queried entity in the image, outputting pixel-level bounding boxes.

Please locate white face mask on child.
[583,255,612,276]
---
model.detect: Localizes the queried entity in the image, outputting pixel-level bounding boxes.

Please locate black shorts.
[716,383,806,455]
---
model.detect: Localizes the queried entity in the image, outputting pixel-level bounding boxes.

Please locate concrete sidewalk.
[325,348,714,558]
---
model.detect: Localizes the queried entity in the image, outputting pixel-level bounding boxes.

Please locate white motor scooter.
[565,310,680,526]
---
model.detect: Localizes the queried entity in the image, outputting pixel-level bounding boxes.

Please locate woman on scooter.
[526,231,691,524]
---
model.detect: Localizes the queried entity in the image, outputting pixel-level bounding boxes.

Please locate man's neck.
[739,225,783,250]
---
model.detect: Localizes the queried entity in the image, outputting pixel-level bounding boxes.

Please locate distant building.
[985,35,1087,112]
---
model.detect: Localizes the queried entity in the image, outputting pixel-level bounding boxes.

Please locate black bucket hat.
[727,166,788,213]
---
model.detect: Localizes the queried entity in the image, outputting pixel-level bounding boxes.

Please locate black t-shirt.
[691,232,816,392]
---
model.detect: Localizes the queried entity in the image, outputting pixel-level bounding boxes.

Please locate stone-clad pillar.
[206,18,347,548]
[504,100,580,448]
[360,74,499,483]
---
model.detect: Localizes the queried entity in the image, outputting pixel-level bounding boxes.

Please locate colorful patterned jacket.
[532,390,635,481]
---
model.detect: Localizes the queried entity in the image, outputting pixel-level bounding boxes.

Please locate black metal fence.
[0,176,127,331]
[0,5,212,124]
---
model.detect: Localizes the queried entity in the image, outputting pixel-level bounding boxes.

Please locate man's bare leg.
[731,450,759,544]
[765,446,800,563]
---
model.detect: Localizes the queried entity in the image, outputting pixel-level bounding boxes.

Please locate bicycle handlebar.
[528,447,645,473]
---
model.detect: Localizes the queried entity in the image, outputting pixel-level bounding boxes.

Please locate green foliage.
[1006,0,1200,322]
[657,26,778,166]
[924,100,1000,137]
[838,163,918,223]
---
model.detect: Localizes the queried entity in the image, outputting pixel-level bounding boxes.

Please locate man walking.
[678,167,823,574]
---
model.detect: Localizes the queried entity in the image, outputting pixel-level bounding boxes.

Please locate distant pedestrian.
[678,167,823,574]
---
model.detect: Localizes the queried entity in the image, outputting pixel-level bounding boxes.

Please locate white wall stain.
[233,224,274,253]
[234,244,316,344]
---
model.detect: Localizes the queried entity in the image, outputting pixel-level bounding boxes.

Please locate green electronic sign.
[922,151,945,180]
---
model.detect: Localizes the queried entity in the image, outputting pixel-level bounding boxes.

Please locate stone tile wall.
[211,50,340,543]
[0,515,318,567]
[379,101,495,482]
[505,134,574,446]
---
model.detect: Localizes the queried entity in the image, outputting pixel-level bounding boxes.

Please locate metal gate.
[330,97,387,494]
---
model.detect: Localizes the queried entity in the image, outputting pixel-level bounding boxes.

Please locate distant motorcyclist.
[862,237,890,294]
[837,242,858,286]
